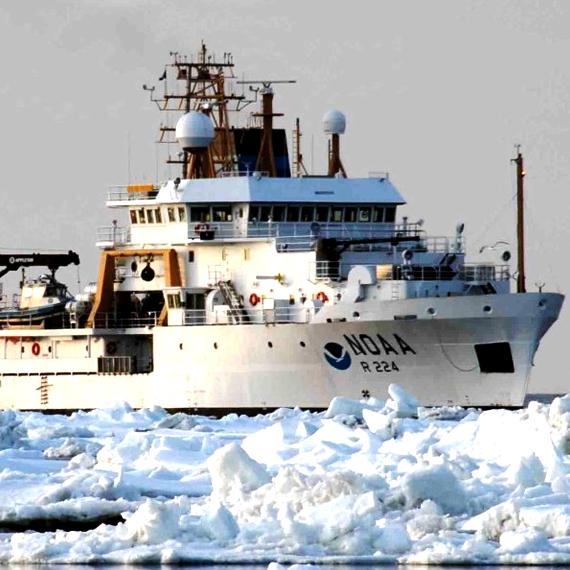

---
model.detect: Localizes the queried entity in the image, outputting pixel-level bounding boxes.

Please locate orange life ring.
[316,291,329,303]
[249,293,260,306]
[194,223,211,234]
[31,342,41,356]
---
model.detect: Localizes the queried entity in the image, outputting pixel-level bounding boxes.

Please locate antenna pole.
[514,146,526,293]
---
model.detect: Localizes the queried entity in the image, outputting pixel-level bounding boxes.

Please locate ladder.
[391,280,400,300]
[218,280,250,324]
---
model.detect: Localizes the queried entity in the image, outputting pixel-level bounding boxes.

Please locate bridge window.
[190,206,210,222]
[147,209,155,224]
[345,207,357,222]
[287,206,300,221]
[213,206,232,222]
[300,206,314,222]
[316,206,329,222]
[385,207,396,223]
[167,207,176,222]
[260,206,272,222]
[155,208,163,224]
[331,207,343,222]
[248,205,259,222]
[138,208,146,224]
[373,206,384,222]
[358,207,371,222]
[178,207,187,222]
[130,210,137,224]
[272,205,286,221]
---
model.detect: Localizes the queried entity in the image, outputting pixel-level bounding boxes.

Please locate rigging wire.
[469,192,517,252]
[523,200,562,293]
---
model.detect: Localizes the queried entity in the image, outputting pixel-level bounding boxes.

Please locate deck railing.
[309,262,510,283]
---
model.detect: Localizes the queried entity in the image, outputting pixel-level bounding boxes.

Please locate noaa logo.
[323,342,352,371]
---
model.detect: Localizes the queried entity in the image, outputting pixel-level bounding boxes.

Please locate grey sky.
[0,0,568,393]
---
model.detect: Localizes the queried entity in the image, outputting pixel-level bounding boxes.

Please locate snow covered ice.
[2,384,570,564]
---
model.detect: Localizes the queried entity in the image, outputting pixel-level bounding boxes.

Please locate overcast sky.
[0,0,568,393]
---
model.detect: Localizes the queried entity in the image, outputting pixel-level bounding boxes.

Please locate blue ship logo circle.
[324,342,352,371]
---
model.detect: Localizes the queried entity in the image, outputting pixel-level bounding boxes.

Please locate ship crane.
[0,251,80,280]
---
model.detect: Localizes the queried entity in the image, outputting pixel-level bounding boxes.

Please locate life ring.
[106,341,117,356]
[316,291,329,303]
[194,223,211,234]
[31,342,41,356]
[249,293,260,306]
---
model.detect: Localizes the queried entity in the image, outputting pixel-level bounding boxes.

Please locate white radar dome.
[323,109,346,135]
[175,111,216,149]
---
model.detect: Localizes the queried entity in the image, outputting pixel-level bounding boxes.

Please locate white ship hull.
[0,292,562,411]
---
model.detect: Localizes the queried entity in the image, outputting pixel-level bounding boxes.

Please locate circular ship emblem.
[323,342,352,371]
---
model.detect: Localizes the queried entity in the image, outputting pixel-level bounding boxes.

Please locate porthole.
[179,343,183,350]
[214,342,218,349]
[426,307,436,316]
[353,311,360,318]
[483,305,492,314]
[268,341,273,348]
[538,299,547,310]
[300,341,306,347]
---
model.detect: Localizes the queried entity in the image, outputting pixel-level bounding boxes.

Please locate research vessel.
[0,44,563,411]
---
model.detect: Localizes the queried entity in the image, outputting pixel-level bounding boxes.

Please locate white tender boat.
[0,44,563,412]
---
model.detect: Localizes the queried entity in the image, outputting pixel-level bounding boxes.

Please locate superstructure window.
[213,206,232,222]
[138,208,146,224]
[130,211,137,224]
[168,207,176,223]
[287,206,300,221]
[300,206,314,222]
[359,207,371,222]
[155,208,163,223]
[167,293,181,309]
[190,206,210,222]
[147,209,155,224]
[178,207,187,222]
[249,206,260,222]
[385,207,396,223]
[260,206,272,222]
[272,205,286,221]
[345,207,357,222]
[316,206,329,222]
[331,207,343,222]
[373,206,384,222]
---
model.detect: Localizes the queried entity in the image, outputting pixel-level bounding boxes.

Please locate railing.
[182,306,315,326]
[96,226,130,247]
[90,312,160,329]
[460,264,510,282]
[309,262,510,283]
[189,222,463,253]
[107,185,159,202]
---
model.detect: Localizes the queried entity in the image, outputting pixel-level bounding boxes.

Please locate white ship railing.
[96,226,131,247]
[107,185,159,202]
[90,312,160,329]
[191,222,465,253]
[309,262,510,283]
[182,306,316,326]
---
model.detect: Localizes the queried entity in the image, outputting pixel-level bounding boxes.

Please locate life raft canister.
[31,342,41,356]
[316,291,329,303]
[194,223,211,234]
[249,293,260,306]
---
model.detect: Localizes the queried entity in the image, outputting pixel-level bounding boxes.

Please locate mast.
[144,43,245,177]
[513,146,526,293]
